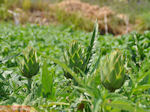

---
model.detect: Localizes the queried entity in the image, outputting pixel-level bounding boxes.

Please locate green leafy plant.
[123,31,150,69]
[19,47,40,93]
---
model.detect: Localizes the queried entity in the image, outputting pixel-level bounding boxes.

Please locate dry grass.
[52,0,130,34]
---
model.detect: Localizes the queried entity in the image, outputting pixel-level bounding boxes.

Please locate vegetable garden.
[0,22,150,112]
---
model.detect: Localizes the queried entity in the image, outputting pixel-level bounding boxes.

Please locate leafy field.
[0,22,150,112]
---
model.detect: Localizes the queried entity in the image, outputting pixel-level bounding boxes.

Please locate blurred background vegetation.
[0,0,150,34]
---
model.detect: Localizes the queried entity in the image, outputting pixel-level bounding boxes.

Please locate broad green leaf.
[106,100,145,112]
[42,61,53,98]
[39,52,81,85]
[137,70,150,84]
[132,84,150,93]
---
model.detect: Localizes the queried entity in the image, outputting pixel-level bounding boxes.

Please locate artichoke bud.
[20,47,40,79]
[100,50,126,92]
[64,40,85,79]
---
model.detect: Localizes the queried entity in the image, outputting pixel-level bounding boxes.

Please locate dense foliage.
[0,23,150,112]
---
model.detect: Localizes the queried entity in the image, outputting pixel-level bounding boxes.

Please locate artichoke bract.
[64,40,86,79]
[100,50,126,92]
[20,47,40,79]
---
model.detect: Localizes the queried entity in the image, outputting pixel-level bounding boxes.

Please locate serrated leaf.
[84,21,99,74]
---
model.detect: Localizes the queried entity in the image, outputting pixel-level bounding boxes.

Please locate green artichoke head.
[64,40,85,79]
[100,50,126,92]
[20,47,40,79]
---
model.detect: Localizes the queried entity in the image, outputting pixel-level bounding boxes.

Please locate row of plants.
[1,0,150,33]
[0,22,150,111]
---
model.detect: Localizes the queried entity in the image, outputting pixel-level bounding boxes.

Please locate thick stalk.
[27,78,32,93]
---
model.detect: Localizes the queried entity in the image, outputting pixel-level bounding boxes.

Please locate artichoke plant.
[20,47,40,79]
[19,47,40,93]
[64,40,86,79]
[63,22,99,80]
[100,50,126,92]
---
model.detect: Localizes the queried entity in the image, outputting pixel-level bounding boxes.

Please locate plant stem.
[27,78,32,93]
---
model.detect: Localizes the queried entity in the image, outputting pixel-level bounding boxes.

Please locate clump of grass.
[51,7,94,31]
[3,0,50,11]
[29,0,50,11]
[0,4,12,21]
[0,0,4,4]
[135,12,150,32]
[22,0,31,11]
